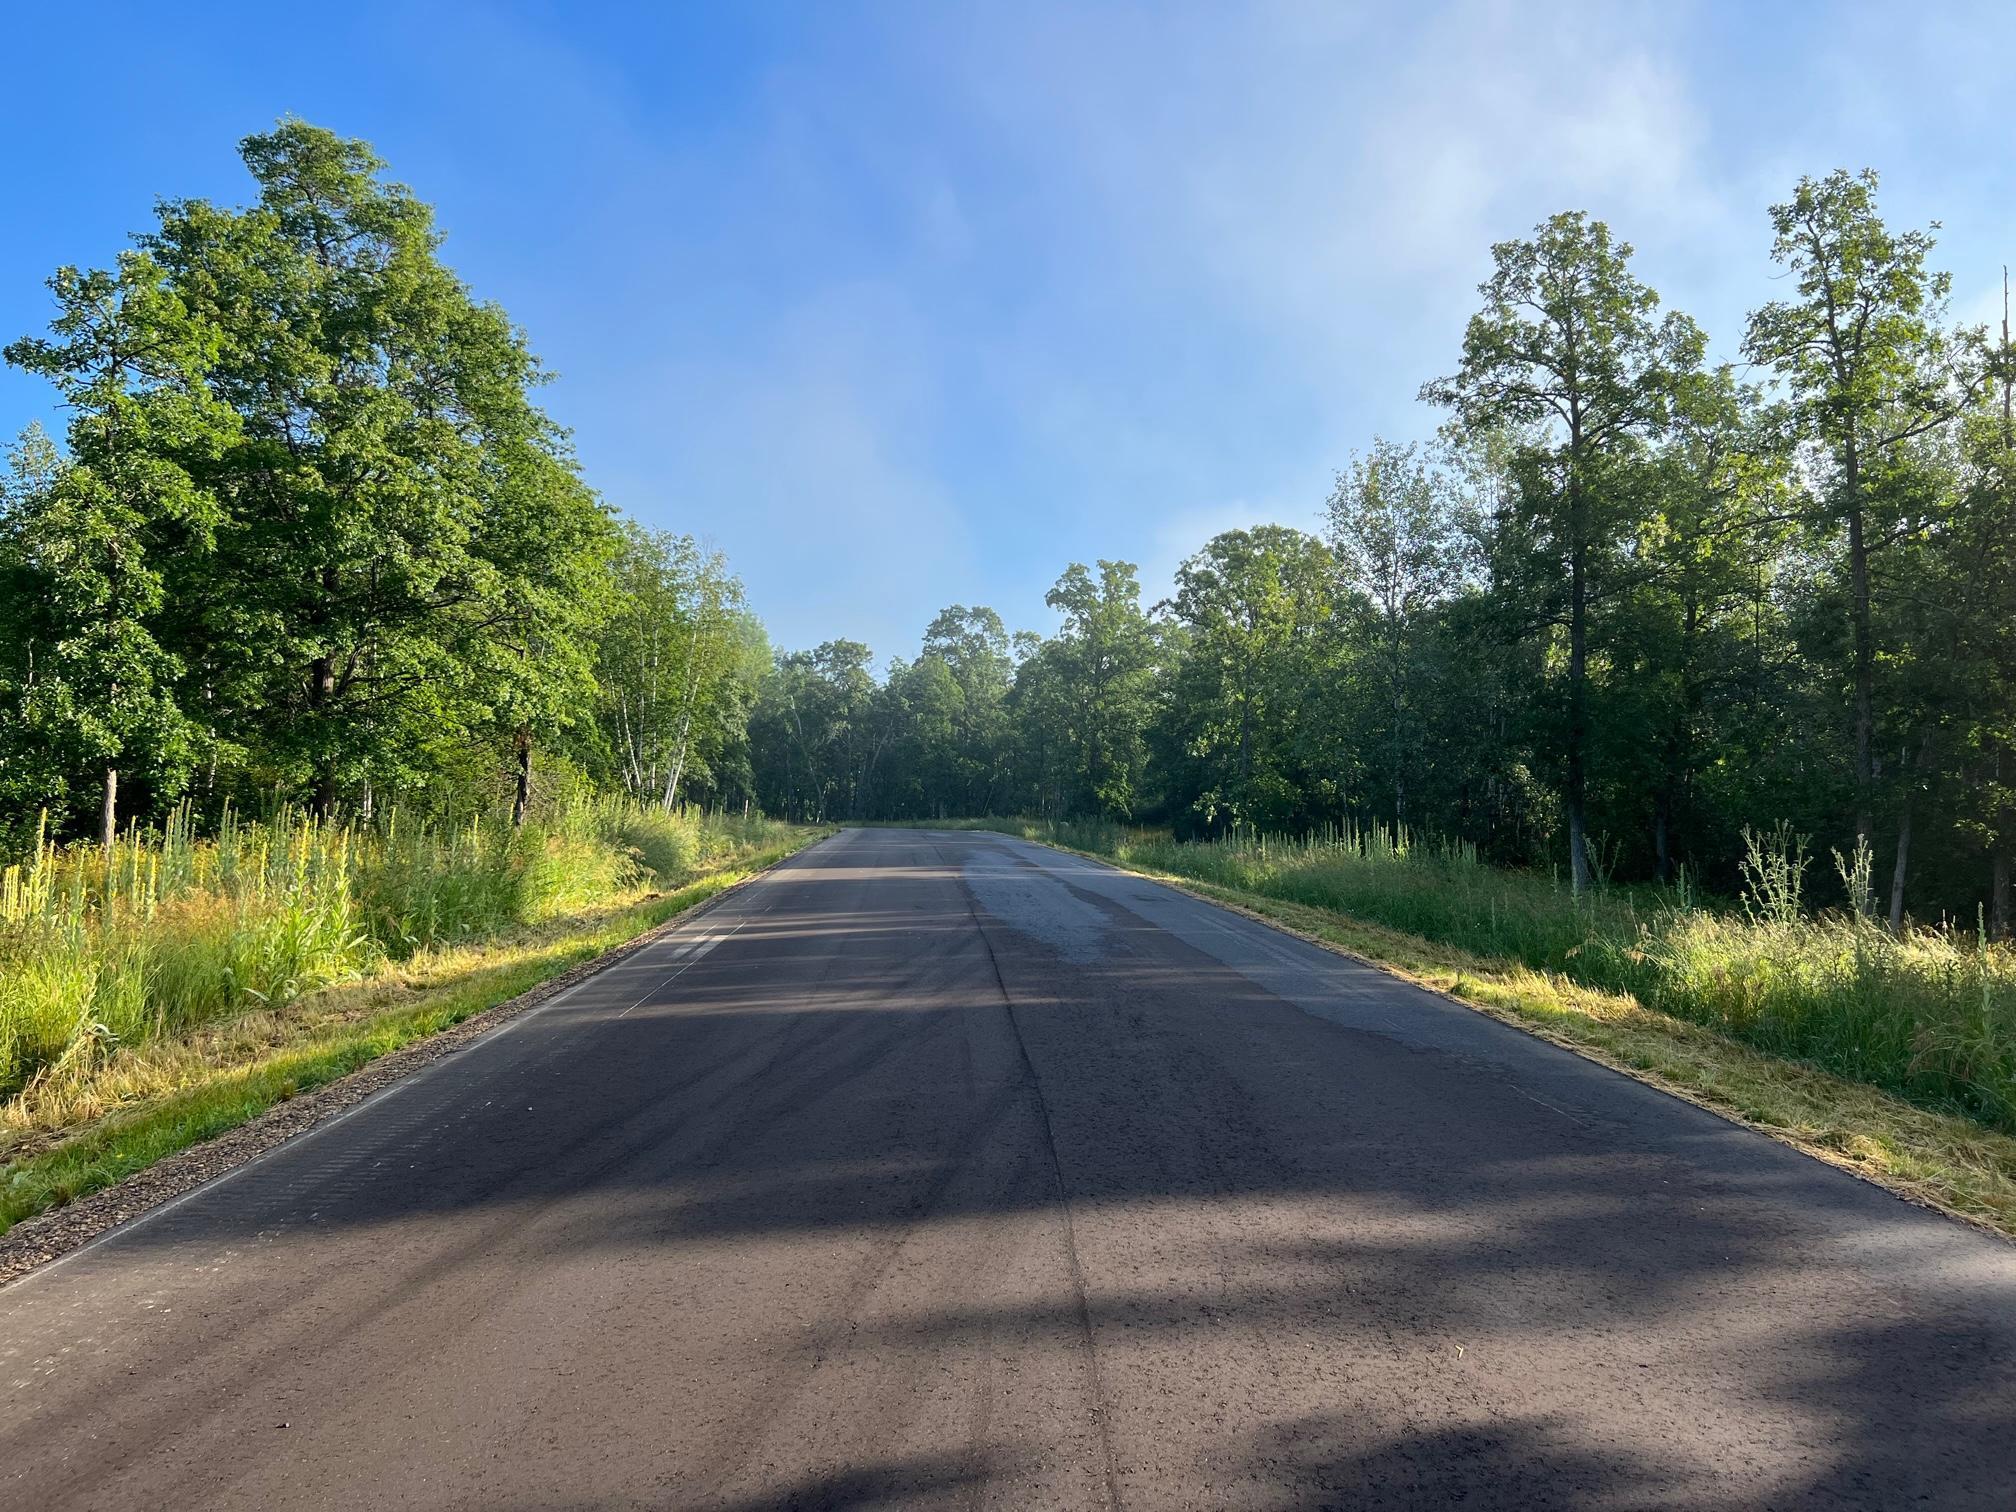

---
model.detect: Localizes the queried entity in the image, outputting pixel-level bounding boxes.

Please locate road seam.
[954,861,1125,1511]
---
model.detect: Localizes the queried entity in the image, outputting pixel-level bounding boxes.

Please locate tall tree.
[1325,441,1470,832]
[141,121,577,813]
[1600,369,1787,880]
[4,255,235,843]
[1162,527,1334,833]
[749,641,876,821]
[1041,561,1158,818]
[476,440,617,826]
[1742,169,1968,865]
[920,606,1014,814]
[1423,212,1702,891]
[599,528,753,812]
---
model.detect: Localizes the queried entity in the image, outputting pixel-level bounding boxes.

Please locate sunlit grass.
[0,801,803,1104]
[0,818,820,1237]
[0,853,809,1235]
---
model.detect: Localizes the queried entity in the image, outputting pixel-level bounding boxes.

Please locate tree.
[475,440,617,826]
[749,641,876,821]
[140,121,579,813]
[1423,212,1703,891]
[1325,441,1470,832]
[1742,169,1969,866]
[1040,561,1159,818]
[1594,369,1789,880]
[599,528,754,812]
[1950,386,2016,936]
[4,253,235,844]
[1162,527,1334,833]
[920,606,1014,814]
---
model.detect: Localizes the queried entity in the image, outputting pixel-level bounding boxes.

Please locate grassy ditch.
[0,806,819,1236]
[938,818,2016,1236]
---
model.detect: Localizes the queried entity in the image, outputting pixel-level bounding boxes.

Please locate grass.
[0,804,819,1237]
[930,817,2016,1237]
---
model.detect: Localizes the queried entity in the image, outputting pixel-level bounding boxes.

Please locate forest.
[747,182,2016,939]
[3,126,2012,945]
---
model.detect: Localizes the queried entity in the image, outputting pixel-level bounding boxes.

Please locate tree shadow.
[9,831,2016,1509]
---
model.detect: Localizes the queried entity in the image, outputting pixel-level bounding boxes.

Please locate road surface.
[3,827,2013,1509]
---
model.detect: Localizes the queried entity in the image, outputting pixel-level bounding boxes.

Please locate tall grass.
[980,817,2016,1136]
[0,801,797,1100]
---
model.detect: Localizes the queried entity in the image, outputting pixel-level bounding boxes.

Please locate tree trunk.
[1888,732,1932,932]
[309,651,338,818]
[1565,391,1593,895]
[512,727,532,828]
[1844,444,1876,858]
[1993,852,2012,943]
[1888,797,1913,934]
[101,765,118,850]
[1390,620,1406,833]
[1566,540,1592,893]
[1653,782,1673,885]
[662,707,694,811]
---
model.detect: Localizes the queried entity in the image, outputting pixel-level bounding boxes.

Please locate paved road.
[3,827,2013,1509]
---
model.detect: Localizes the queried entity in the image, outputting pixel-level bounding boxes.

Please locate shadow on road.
[15,832,2015,1509]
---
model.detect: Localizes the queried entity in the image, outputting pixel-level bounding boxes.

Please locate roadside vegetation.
[0,803,812,1235]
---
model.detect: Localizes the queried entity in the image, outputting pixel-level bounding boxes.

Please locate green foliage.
[1422,211,1706,892]
[3,121,625,833]
[0,800,799,1101]
[597,526,762,810]
[1160,527,1335,833]
[1742,168,1974,859]
[1025,560,1159,818]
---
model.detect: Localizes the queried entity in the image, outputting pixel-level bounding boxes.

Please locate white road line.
[612,910,760,1019]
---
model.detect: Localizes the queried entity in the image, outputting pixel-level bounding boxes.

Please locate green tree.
[1040,561,1158,818]
[599,527,755,812]
[749,641,876,821]
[1162,527,1334,833]
[1325,442,1471,832]
[1949,385,2016,936]
[1596,369,1789,880]
[1742,169,1969,862]
[1423,212,1703,890]
[476,440,617,825]
[920,605,1014,814]
[140,121,581,813]
[4,253,235,844]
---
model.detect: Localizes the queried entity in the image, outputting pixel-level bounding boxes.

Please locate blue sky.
[4,2,2011,660]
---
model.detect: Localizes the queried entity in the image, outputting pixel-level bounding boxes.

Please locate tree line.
[6,131,2011,935]
[746,173,2016,937]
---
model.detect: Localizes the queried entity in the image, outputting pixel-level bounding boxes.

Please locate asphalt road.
[4,827,2014,1510]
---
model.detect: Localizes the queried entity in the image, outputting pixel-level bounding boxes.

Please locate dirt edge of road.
[988,831,2016,1246]
[0,840,824,1290]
